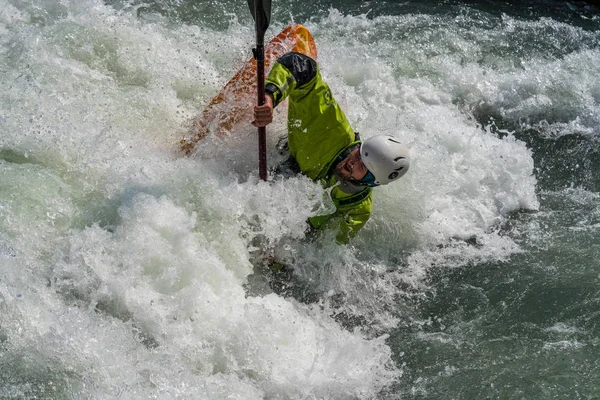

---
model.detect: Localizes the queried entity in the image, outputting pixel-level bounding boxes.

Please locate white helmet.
[360,135,410,185]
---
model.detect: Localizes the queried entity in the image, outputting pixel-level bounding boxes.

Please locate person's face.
[335,148,368,181]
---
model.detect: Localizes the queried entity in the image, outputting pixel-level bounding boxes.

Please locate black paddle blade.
[247,0,271,32]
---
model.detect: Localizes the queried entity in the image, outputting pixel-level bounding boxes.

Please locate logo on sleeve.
[323,88,334,106]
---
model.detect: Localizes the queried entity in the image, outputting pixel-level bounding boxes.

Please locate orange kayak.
[180,24,318,155]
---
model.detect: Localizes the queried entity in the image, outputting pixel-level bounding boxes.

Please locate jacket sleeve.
[265,52,318,107]
[309,188,372,244]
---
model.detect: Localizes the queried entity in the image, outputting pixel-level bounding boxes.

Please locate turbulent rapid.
[1,0,599,399]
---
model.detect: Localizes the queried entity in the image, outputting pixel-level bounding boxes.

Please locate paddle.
[247,0,272,181]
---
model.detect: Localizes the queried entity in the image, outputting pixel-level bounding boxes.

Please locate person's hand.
[252,93,274,127]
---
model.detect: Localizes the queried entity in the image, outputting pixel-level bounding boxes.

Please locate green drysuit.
[265,52,372,244]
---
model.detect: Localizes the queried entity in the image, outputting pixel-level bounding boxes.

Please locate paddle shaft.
[254,2,268,181]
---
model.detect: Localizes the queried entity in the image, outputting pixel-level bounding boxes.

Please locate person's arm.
[252,52,318,127]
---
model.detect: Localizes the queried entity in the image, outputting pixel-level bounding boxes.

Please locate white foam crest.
[542,340,585,351]
[377,84,536,270]
[444,48,600,138]
[0,0,255,178]
[0,278,264,399]
[408,14,600,138]
[316,11,600,139]
[545,322,582,334]
[49,193,399,398]
[406,231,522,271]
[216,175,329,242]
[270,239,406,332]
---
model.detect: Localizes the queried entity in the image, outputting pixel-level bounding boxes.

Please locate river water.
[1,0,599,398]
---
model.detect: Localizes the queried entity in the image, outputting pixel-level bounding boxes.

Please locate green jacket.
[265,52,372,243]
